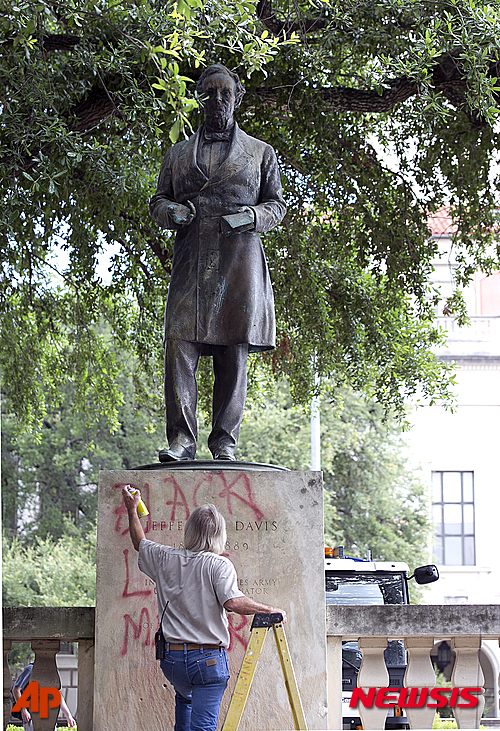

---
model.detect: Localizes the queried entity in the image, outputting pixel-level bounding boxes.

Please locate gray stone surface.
[94,468,327,730]
[2,607,95,641]
[77,638,94,731]
[326,604,500,638]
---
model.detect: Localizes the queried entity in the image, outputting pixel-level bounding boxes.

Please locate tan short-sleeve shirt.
[138,539,244,648]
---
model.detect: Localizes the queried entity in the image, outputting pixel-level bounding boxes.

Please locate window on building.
[432,471,475,566]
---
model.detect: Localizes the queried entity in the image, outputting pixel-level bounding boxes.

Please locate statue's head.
[197,64,245,130]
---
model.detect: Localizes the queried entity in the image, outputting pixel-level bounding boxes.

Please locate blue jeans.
[160,646,230,731]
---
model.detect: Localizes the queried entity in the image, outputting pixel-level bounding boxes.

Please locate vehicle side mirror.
[412,564,439,584]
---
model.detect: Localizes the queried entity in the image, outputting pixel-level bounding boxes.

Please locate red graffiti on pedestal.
[191,471,264,520]
[121,608,152,656]
[114,473,265,524]
[163,476,191,521]
[227,612,249,652]
[122,549,153,599]
[213,472,264,521]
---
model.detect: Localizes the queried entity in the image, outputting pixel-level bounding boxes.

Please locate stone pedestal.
[94,467,327,730]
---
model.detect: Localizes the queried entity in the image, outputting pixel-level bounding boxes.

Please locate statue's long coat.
[150,123,286,352]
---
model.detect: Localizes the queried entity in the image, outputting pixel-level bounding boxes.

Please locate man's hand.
[224,595,287,623]
[13,686,31,723]
[166,200,196,225]
[60,695,77,727]
[21,708,31,724]
[122,485,139,513]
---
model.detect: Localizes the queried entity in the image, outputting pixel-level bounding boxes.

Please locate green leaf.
[169,118,181,143]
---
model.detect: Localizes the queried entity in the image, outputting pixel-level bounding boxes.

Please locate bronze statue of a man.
[150,64,286,462]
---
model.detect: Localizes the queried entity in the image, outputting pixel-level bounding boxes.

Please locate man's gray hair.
[184,504,227,554]
[196,64,246,109]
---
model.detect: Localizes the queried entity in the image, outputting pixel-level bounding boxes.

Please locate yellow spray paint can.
[127,486,150,518]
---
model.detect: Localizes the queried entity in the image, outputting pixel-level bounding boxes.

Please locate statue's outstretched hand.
[166,200,196,226]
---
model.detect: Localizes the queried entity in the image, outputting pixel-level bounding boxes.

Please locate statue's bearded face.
[201,72,236,131]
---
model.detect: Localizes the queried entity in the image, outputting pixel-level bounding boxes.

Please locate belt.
[167,643,222,651]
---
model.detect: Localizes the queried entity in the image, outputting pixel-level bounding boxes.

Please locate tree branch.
[41,34,80,52]
[321,77,419,113]
[70,84,119,134]
[257,0,327,35]
[255,76,417,113]
[117,237,152,279]
[257,51,496,124]
[118,211,172,274]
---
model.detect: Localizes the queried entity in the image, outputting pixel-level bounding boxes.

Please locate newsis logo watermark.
[12,681,61,718]
[349,687,482,709]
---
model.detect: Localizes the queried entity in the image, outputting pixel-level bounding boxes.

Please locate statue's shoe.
[159,443,195,462]
[212,448,236,461]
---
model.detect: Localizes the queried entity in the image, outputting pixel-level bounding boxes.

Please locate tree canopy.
[1,358,164,541]
[236,385,431,571]
[3,0,500,429]
[2,521,96,606]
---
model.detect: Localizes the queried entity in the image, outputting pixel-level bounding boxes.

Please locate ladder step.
[222,614,308,731]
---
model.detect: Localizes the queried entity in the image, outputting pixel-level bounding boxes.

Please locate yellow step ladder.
[222,613,308,731]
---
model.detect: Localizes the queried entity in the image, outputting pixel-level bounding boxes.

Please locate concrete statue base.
[94,465,327,730]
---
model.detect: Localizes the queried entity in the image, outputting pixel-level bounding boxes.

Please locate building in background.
[407,209,500,717]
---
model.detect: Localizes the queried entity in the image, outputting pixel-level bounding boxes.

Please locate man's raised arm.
[121,486,146,551]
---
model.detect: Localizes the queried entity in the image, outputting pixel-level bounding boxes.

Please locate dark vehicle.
[325,547,439,730]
